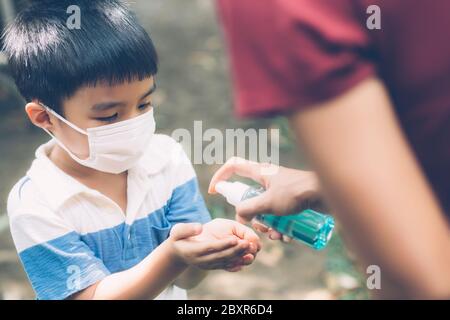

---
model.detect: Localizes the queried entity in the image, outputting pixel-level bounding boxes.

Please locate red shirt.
[217,0,450,215]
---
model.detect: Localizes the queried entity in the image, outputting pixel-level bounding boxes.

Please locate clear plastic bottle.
[215,181,335,250]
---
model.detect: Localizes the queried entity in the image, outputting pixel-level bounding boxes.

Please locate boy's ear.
[25,101,54,130]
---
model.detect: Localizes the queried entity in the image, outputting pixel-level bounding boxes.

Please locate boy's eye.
[94,103,151,122]
[138,102,152,110]
[96,112,119,122]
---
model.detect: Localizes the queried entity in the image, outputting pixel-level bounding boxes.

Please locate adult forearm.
[290,78,450,298]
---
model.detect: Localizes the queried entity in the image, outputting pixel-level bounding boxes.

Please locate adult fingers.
[251,220,270,233]
[208,157,270,194]
[235,193,272,223]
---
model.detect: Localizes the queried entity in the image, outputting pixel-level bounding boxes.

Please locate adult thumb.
[170,223,202,240]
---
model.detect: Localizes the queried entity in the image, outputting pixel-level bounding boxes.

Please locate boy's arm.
[70,223,243,300]
[71,239,187,300]
[174,267,208,290]
[290,77,450,298]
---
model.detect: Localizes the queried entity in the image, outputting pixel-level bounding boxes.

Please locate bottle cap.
[215,181,251,206]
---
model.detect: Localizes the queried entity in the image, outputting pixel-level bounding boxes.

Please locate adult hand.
[209,157,322,241]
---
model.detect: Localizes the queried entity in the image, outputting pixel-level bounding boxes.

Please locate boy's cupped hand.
[168,218,261,272]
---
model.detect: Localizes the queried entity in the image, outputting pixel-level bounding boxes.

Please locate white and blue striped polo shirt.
[7,134,211,300]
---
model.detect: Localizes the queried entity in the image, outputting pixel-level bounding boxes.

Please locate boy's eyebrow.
[91,101,126,111]
[91,83,157,111]
[140,82,157,100]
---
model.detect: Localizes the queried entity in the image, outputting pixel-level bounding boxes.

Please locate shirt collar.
[27,139,91,210]
[27,137,171,211]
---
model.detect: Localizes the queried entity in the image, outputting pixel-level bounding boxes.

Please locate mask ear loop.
[38,102,93,162]
[38,102,88,136]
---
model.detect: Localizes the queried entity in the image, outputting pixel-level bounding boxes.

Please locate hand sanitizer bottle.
[215,181,335,250]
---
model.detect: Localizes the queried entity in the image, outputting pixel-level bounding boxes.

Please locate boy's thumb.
[170,223,203,240]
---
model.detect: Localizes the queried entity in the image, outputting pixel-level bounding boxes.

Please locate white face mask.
[40,103,156,174]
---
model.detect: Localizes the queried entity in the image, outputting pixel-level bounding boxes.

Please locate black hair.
[2,0,158,114]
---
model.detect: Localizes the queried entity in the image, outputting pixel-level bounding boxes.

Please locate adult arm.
[290,78,450,298]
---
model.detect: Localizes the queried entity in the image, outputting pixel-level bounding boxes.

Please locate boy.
[3,0,261,300]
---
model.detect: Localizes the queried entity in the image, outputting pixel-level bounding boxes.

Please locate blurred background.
[0,0,369,299]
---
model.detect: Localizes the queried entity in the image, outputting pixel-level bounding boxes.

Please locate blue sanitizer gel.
[215,181,335,250]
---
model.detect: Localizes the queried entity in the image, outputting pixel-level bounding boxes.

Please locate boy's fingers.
[204,252,256,271]
[244,232,262,253]
[197,237,239,255]
[208,157,266,194]
[226,266,242,272]
[197,261,225,270]
[230,220,262,252]
[170,223,202,240]
[196,240,249,264]
[240,253,255,265]
[225,253,255,271]
[180,237,237,258]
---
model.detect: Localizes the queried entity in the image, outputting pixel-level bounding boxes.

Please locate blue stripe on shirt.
[19,231,111,300]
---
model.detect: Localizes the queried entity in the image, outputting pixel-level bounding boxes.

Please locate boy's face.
[30,76,156,159]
